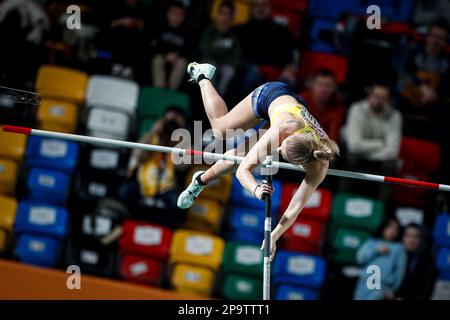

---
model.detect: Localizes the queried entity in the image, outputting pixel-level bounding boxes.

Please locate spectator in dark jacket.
[199,0,241,96]
[235,0,295,93]
[396,224,435,300]
[151,1,191,90]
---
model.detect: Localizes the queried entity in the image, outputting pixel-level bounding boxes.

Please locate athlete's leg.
[188,63,262,135]
[177,133,258,209]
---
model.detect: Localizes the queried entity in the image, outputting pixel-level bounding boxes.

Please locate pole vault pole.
[262,156,273,301]
[3,125,450,192]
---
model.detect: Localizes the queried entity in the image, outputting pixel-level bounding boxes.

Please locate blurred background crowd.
[0,0,449,300]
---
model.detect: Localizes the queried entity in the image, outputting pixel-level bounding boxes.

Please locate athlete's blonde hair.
[282,134,340,165]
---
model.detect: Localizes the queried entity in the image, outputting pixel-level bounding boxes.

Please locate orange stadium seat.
[0,125,27,162]
[0,158,18,195]
[37,99,78,133]
[171,263,215,296]
[0,195,17,232]
[35,65,88,103]
[170,230,225,271]
[184,198,223,233]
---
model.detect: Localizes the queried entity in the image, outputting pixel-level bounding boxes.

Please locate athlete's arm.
[272,160,329,241]
[235,126,281,199]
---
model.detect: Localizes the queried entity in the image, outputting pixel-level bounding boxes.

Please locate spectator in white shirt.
[341,83,403,200]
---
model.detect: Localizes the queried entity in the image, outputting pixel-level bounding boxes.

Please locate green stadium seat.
[222,274,262,300]
[222,241,263,277]
[138,118,156,138]
[331,193,384,233]
[329,227,371,265]
[137,87,189,119]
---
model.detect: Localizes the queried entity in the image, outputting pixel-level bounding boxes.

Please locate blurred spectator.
[101,0,150,80]
[396,19,449,140]
[151,1,191,90]
[340,83,401,201]
[354,217,407,300]
[118,107,188,227]
[0,0,49,84]
[396,224,435,300]
[300,69,347,141]
[199,0,241,96]
[235,0,295,93]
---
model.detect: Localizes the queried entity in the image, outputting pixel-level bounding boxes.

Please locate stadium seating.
[275,285,320,300]
[434,213,450,247]
[120,254,164,286]
[184,198,223,233]
[229,207,270,242]
[138,87,189,119]
[298,51,348,84]
[119,220,172,261]
[329,227,371,265]
[230,177,282,212]
[331,193,384,233]
[86,75,139,115]
[35,65,88,103]
[85,107,132,140]
[222,241,263,277]
[281,218,325,254]
[15,234,59,267]
[79,146,129,178]
[222,274,262,300]
[0,125,27,162]
[273,250,327,290]
[0,158,18,195]
[436,248,450,280]
[280,185,333,223]
[37,99,78,133]
[171,263,215,296]
[15,201,69,239]
[308,0,364,20]
[26,168,71,205]
[0,195,17,232]
[25,136,79,173]
[169,230,224,271]
[395,207,424,227]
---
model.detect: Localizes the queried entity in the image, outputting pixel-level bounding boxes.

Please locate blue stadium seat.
[230,177,282,212]
[15,201,69,239]
[229,230,263,245]
[273,250,326,290]
[275,285,320,300]
[26,168,71,205]
[229,207,276,237]
[25,136,79,173]
[15,234,59,267]
[433,213,450,247]
[436,248,450,279]
[308,0,364,20]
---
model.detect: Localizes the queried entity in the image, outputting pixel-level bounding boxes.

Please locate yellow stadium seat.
[211,0,251,26]
[171,263,215,296]
[0,195,17,232]
[36,65,88,103]
[0,229,6,252]
[0,125,27,162]
[170,230,224,271]
[186,166,232,202]
[0,158,18,195]
[37,99,78,133]
[185,198,222,233]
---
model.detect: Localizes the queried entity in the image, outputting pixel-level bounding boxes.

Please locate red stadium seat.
[119,220,172,261]
[280,218,325,255]
[120,254,164,286]
[399,137,440,176]
[298,51,348,84]
[280,184,333,223]
[393,137,441,207]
